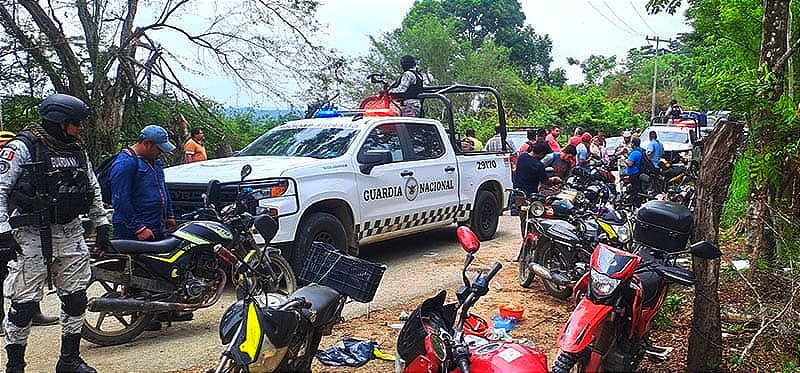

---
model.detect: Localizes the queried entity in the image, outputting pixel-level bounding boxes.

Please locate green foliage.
[721,156,750,229]
[652,293,685,329]
[0,96,40,131]
[569,55,618,86]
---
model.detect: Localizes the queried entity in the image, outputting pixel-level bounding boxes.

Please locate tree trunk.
[748,0,791,260]
[688,119,744,371]
[86,95,124,162]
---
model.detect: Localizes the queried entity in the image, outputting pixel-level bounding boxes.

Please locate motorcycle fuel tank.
[469,342,548,373]
[173,220,235,248]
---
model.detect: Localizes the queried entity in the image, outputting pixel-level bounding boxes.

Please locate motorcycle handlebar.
[484,262,502,284]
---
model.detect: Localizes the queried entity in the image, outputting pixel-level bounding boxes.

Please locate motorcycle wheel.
[552,350,588,373]
[264,252,297,296]
[518,239,536,288]
[535,244,574,300]
[81,263,155,346]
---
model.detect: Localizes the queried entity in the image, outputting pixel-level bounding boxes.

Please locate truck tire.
[292,212,347,273]
[471,190,499,241]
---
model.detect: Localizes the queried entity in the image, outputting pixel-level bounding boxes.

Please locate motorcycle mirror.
[689,240,722,259]
[456,226,480,254]
[205,179,221,208]
[656,265,696,286]
[240,164,253,181]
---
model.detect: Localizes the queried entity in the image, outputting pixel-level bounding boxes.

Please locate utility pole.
[646,36,673,119]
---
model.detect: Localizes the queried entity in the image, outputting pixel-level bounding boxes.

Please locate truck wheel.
[292,212,347,273]
[471,190,499,241]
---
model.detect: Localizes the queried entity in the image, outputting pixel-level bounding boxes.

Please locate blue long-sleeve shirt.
[110,149,174,239]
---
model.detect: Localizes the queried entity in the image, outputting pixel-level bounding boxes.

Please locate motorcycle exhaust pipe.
[529,263,573,286]
[87,297,189,313]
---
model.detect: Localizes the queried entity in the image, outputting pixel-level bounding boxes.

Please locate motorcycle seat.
[109,237,183,254]
[637,271,665,309]
[289,284,340,327]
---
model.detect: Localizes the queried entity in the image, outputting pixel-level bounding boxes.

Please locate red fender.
[557,298,613,353]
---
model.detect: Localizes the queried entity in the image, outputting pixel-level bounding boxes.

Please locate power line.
[630,1,657,35]
[602,0,645,36]
[585,1,640,37]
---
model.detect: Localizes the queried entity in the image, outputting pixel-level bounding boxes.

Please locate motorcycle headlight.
[616,224,631,243]
[590,269,621,297]
[530,201,546,217]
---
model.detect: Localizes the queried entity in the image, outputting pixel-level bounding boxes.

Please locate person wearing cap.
[0,93,112,373]
[110,124,176,242]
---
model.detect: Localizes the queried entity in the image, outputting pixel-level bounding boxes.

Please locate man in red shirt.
[545,125,561,153]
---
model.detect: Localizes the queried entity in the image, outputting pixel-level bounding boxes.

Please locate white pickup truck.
[165,86,514,271]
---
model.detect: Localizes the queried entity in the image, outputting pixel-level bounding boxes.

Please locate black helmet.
[400,55,416,70]
[39,93,90,124]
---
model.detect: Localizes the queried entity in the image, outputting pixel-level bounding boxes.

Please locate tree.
[688,119,743,371]
[567,54,618,85]
[0,0,328,162]
[402,0,555,83]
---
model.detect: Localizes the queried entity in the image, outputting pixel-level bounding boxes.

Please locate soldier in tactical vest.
[388,55,424,117]
[0,93,112,373]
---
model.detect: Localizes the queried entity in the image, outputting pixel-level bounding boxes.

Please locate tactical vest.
[392,70,424,102]
[11,131,93,224]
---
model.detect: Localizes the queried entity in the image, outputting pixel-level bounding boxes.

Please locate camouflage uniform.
[0,138,108,344]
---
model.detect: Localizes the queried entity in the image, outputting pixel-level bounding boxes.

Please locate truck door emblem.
[405,177,419,201]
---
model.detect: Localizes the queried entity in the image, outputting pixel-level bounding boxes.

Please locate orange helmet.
[463,313,491,337]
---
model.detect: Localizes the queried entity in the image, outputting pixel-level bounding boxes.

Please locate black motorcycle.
[82,165,296,346]
[212,241,386,372]
[513,189,632,300]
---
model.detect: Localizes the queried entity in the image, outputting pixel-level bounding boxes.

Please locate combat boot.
[55,333,97,373]
[5,343,26,373]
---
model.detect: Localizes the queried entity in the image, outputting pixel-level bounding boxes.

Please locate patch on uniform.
[0,148,14,161]
[0,161,9,174]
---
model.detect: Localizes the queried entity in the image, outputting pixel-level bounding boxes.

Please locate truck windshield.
[657,131,690,143]
[236,127,359,159]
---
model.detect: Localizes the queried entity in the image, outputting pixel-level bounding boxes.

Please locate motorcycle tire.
[552,350,588,373]
[81,263,156,346]
[534,244,574,300]
[471,190,499,241]
[265,251,297,296]
[518,238,536,288]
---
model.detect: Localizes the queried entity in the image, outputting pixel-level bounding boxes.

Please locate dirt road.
[7,216,522,372]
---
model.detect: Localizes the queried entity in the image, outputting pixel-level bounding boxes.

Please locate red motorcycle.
[396,226,548,373]
[552,201,722,372]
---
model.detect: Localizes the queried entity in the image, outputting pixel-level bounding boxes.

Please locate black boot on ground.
[55,333,97,373]
[5,343,27,373]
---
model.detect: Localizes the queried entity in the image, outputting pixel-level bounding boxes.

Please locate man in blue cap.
[110,124,176,241]
[110,124,191,326]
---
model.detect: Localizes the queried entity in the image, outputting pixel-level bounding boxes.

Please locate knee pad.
[8,302,38,327]
[60,290,87,317]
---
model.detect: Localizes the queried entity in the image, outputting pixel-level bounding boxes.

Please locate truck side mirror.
[358,150,392,174]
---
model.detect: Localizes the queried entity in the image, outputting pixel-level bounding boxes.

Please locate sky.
[191,0,692,108]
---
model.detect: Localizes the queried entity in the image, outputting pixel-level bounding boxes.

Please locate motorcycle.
[82,165,297,346]
[213,240,386,372]
[552,201,722,372]
[396,226,549,373]
[514,190,633,300]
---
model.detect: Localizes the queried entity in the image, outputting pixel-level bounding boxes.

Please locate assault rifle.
[9,160,54,289]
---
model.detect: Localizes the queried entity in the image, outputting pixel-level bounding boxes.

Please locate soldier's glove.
[95,224,112,253]
[0,232,21,262]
